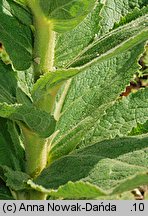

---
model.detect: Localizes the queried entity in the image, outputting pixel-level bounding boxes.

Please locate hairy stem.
[16,190,47,200]
[21,1,57,200]
[21,125,48,178]
[27,0,56,79]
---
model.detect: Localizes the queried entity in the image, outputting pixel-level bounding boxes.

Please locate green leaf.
[7,121,25,165]
[5,0,32,26]
[129,121,148,136]
[99,0,147,34]
[28,180,106,199]
[55,3,102,68]
[112,172,148,195]
[14,0,27,5]
[32,68,80,113]
[0,0,32,70]
[50,181,106,199]
[69,14,148,67]
[0,179,14,200]
[1,166,30,191]
[84,88,148,146]
[17,67,34,97]
[50,30,148,161]
[98,192,135,200]
[55,1,148,68]
[39,0,96,32]
[0,61,16,104]
[16,87,32,106]
[0,118,23,170]
[113,6,148,29]
[35,134,148,192]
[0,103,56,138]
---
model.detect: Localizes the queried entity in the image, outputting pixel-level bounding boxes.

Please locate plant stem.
[21,1,57,200]
[16,190,47,200]
[28,191,47,200]
[33,18,56,78]
[21,125,48,178]
[27,0,56,79]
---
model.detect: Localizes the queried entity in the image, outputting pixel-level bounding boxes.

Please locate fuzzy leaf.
[112,172,148,195]
[113,6,148,29]
[0,118,23,170]
[0,103,56,138]
[35,134,148,192]
[99,0,147,34]
[70,14,148,67]
[130,121,148,136]
[49,181,106,199]
[55,1,148,68]
[1,166,30,191]
[28,180,106,199]
[39,0,96,32]
[7,121,25,165]
[84,88,148,146]
[0,179,14,200]
[0,0,32,70]
[32,68,80,113]
[0,61,17,104]
[50,30,148,161]
[5,0,32,26]
[55,3,102,67]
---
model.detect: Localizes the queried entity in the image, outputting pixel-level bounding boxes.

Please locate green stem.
[27,0,56,79]
[16,190,47,200]
[20,1,57,200]
[28,191,47,200]
[21,125,48,178]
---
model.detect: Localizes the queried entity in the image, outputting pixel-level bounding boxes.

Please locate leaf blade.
[39,0,96,32]
[0,118,23,170]
[112,172,148,195]
[50,30,148,160]
[35,134,148,193]
[28,180,106,199]
[0,0,32,70]
[0,103,56,138]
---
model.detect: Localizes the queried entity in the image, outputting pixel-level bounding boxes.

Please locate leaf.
[5,0,32,26]
[28,180,106,199]
[50,181,106,199]
[16,87,32,106]
[32,68,80,113]
[14,0,27,6]
[84,88,148,146]
[39,0,96,32]
[0,0,32,70]
[55,1,147,68]
[112,172,148,195]
[55,2,102,68]
[0,179,14,200]
[98,192,135,200]
[7,121,25,165]
[0,118,23,170]
[1,166,30,191]
[129,121,148,136]
[113,6,148,29]
[99,0,147,34]
[35,134,148,192]
[69,14,148,67]
[0,103,56,138]
[0,61,17,104]
[16,67,34,97]
[50,30,148,161]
